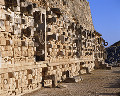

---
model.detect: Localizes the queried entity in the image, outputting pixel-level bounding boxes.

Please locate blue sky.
[87,0,120,46]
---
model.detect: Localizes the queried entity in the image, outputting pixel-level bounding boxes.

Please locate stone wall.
[0,0,107,95]
[0,0,47,68]
[45,0,95,64]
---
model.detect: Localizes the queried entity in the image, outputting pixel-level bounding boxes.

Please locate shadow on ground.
[99,71,120,96]
[112,70,120,74]
[99,93,118,96]
[104,79,120,88]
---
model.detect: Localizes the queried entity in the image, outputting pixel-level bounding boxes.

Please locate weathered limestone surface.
[0,0,108,95]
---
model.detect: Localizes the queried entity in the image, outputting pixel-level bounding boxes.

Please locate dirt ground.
[24,67,120,96]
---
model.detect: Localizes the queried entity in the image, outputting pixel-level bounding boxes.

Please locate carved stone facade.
[0,0,108,95]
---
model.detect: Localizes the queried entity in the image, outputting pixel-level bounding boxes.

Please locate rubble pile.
[0,0,108,95]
